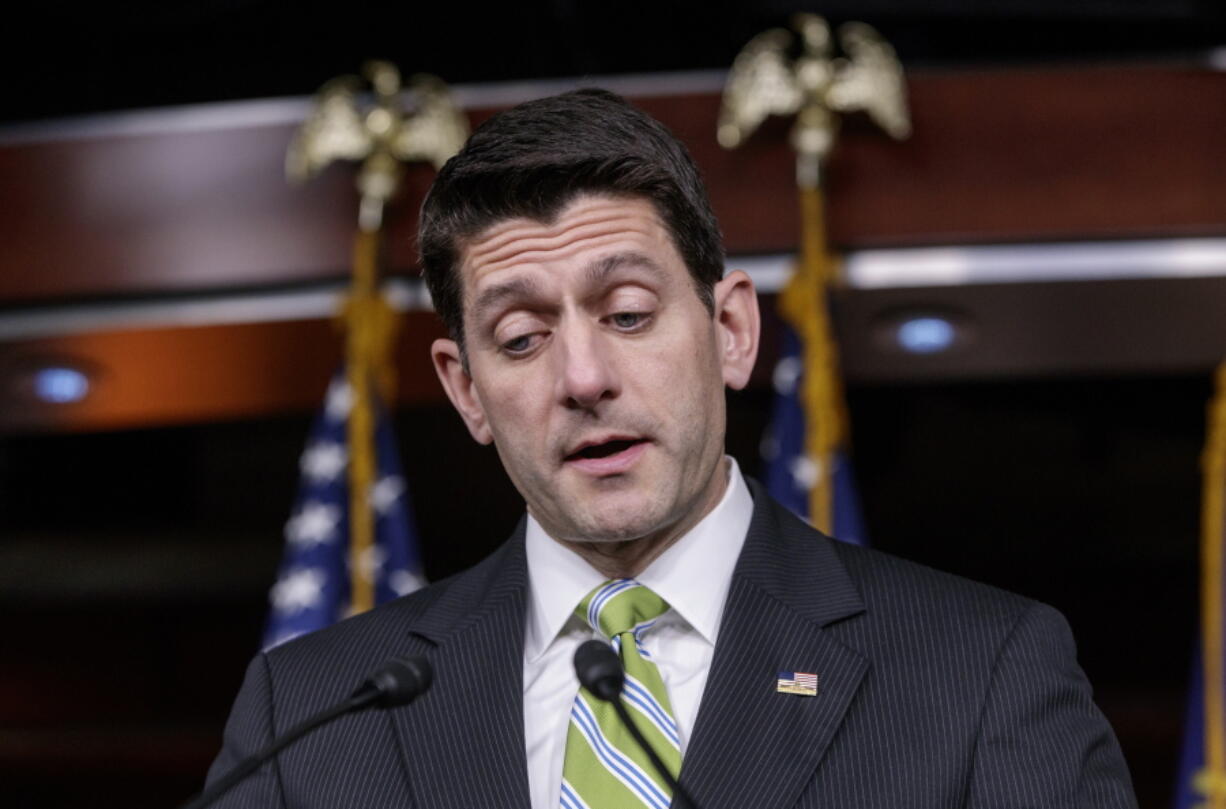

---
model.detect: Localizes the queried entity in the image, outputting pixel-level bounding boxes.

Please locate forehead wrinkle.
[470,221,652,273]
[463,202,664,274]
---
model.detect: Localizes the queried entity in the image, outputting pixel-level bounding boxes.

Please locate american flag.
[777,671,820,696]
[1174,363,1226,808]
[262,371,426,650]
[761,324,867,547]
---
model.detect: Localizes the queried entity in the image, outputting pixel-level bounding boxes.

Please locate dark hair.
[418,88,724,346]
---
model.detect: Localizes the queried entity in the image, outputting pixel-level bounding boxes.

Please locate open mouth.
[566,438,646,461]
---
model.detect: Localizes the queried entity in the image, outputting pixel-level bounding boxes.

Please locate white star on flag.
[389,568,427,597]
[300,440,348,483]
[285,501,341,547]
[789,455,823,490]
[773,356,803,396]
[369,475,406,515]
[324,377,354,421]
[270,567,326,614]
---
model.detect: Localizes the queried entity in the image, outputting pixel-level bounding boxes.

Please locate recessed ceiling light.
[32,366,91,403]
[896,316,957,355]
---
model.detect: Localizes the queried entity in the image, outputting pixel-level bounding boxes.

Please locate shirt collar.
[523,457,754,662]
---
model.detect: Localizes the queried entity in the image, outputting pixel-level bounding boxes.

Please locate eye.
[501,333,538,355]
[609,311,650,330]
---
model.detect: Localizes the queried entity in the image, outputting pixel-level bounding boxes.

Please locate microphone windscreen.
[574,639,624,701]
[365,656,433,707]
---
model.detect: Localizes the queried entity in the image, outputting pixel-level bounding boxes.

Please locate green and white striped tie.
[560,579,681,809]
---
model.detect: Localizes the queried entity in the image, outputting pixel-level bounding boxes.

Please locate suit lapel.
[392,525,533,809]
[386,482,866,809]
[680,481,869,809]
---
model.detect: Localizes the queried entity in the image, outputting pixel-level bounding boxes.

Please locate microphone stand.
[181,693,371,809]
[610,697,698,809]
[573,639,699,809]
[181,656,431,809]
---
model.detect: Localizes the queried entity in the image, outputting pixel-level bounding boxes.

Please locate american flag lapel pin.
[777,670,819,696]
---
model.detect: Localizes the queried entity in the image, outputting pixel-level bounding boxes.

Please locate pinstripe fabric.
[206,526,533,809]
[205,480,1137,808]
[678,480,1136,809]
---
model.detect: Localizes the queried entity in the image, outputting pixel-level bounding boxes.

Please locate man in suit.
[207,88,1137,808]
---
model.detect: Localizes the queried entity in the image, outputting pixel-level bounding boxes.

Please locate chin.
[571,495,677,544]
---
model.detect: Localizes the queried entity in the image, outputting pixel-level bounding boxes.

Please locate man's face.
[431,194,758,545]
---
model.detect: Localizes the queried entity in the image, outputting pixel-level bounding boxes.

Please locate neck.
[557,535,675,580]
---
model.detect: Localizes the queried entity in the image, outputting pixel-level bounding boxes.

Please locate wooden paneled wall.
[0,63,1223,433]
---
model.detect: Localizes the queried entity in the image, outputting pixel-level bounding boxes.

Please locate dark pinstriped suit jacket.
[207,478,1137,808]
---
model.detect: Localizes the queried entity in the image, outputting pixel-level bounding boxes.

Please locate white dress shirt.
[522,458,754,809]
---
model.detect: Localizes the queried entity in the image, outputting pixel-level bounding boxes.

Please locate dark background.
[2,1,1225,807]
[3,0,1224,125]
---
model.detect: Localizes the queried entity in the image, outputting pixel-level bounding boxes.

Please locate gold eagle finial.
[719,14,910,183]
[287,61,469,229]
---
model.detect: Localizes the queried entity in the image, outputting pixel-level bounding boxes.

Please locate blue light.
[33,367,90,403]
[896,316,956,354]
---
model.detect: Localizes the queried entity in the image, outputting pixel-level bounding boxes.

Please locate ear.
[712,270,760,390]
[431,338,494,445]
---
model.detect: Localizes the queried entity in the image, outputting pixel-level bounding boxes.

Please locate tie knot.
[576,579,670,639]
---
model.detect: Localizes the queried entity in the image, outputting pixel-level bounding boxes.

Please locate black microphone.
[573,640,699,809]
[181,656,433,809]
[349,655,433,708]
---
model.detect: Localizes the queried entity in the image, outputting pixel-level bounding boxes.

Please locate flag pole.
[343,224,395,613]
[719,13,908,534]
[287,61,468,616]
[1200,362,1226,806]
[779,179,847,534]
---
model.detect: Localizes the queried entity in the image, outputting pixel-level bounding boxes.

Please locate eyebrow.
[471,276,543,327]
[583,251,669,289]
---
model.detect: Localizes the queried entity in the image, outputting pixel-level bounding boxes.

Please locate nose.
[555,321,619,410]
